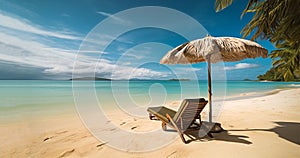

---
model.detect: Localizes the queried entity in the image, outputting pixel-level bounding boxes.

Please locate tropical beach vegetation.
[215,0,300,81]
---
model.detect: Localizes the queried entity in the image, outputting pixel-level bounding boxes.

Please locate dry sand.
[0,88,300,158]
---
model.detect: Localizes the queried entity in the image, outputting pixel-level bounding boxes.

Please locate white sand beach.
[1,88,300,158]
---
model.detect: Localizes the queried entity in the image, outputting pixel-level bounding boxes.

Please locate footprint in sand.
[43,136,54,142]
[96,143,107,150]
[58,149,75,158]
[96,143,106,148]
[55,130,68,134]
[120,122,126,126]
[166,151,177,158]
[131,126,137,130]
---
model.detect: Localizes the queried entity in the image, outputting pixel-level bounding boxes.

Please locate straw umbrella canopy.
[160,36,268,122]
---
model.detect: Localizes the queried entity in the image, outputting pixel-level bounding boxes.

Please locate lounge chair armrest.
[147,106,177,122]
[166,113,179,130]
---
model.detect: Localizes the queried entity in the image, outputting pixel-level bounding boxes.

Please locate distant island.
[69,77,191,81]
[128,78,191,81]
[70,77,111,81]
[168,78,190,81]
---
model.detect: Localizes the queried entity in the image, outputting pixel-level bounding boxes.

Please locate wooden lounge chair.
[147,98,211,143]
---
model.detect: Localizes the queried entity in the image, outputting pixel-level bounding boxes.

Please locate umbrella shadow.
[229,121,300,145]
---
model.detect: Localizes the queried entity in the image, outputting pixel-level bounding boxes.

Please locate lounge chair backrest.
[172,98,207,129]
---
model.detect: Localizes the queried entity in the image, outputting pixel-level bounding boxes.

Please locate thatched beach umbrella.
[160,36,268,123]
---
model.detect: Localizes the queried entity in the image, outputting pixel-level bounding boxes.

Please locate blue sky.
[0,0,275,80]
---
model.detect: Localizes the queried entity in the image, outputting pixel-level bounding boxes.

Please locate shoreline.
[222,88,285,101]
[0,88,300,157]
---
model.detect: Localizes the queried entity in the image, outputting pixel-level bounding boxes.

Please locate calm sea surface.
[0,80,299,119]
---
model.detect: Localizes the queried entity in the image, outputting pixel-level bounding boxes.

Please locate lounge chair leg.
[149,113,155,120]
[162,122,167,131]
[179,134,186,144]
[208,132,213,138]
[166,114,186,144]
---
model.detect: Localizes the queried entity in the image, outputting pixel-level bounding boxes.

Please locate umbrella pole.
[207,56,224,132]
[207,56,212,123]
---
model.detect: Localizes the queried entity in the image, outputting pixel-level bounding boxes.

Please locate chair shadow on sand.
[165,121,300,145]
[164,127,252,144]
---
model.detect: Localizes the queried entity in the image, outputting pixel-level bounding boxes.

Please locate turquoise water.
[0,80,299,119]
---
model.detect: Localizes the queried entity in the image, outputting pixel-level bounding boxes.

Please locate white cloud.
[49,49,109,54]
[0,22,165,79]
[96,11,130,25]
[225,63,259,70]
[122,49,152,60]
[191,67,203,71]
[0,12,168,80]
[81,33,134,52]
[0,32,165,79]
[61,13,71,17]
[0,12,81,40]
[110,66,167,80]
[174,67,202,72]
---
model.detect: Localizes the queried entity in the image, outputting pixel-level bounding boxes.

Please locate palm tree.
[215,0,300,46]
[214,0,234,12]
[270,42,300,81]
[257,67,283,81]
[215,0,300,81]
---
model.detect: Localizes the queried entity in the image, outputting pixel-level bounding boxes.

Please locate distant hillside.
[70,77,111,81]
[243,78,253,81]
[70,77,193,81]
[168,78,190,81]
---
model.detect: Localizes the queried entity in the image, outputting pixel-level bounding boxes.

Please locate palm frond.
[215,0,234,12]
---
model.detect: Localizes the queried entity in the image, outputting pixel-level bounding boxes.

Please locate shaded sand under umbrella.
[160,36,268,129]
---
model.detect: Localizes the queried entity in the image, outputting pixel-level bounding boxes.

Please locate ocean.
[0,80,299,120]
